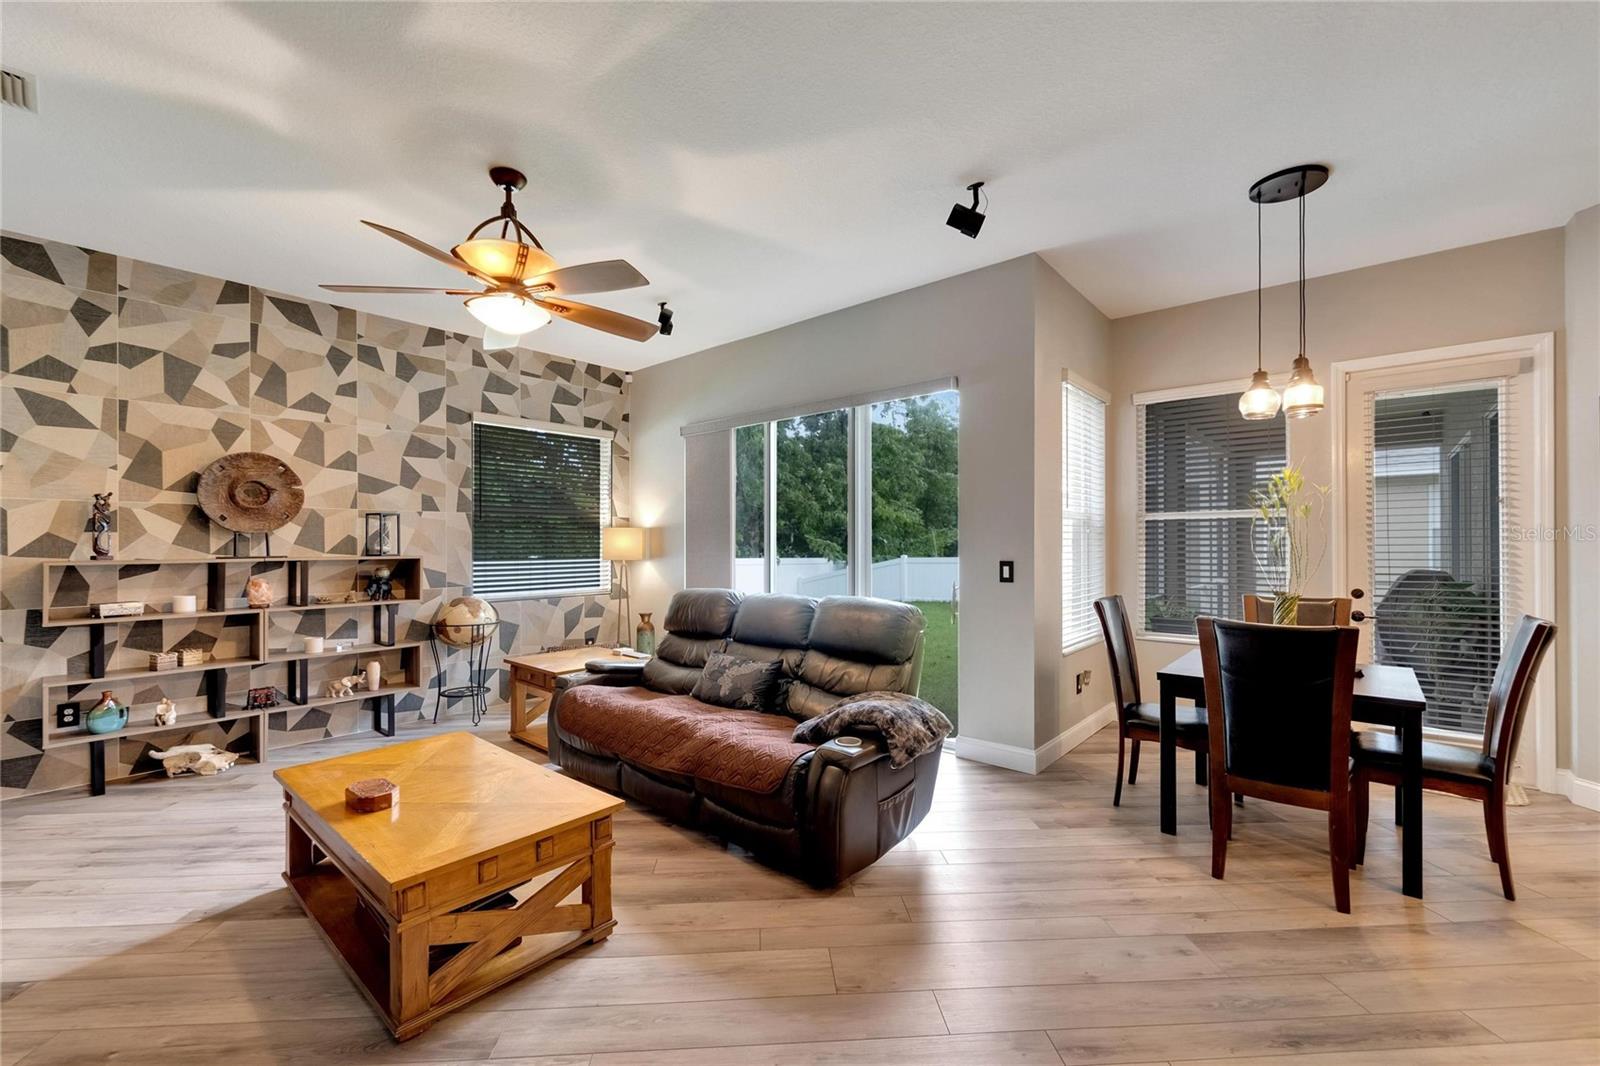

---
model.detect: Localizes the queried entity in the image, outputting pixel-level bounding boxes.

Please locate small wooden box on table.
[506,647,641,752]
[274,733,623,1040]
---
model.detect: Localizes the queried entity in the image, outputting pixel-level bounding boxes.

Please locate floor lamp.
[602,526,648,648]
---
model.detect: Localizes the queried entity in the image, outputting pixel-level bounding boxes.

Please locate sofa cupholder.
[835,737,863,749]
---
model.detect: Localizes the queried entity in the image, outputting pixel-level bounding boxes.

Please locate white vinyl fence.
[733,556,958,601]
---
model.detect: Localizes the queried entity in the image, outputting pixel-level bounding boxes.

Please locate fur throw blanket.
[791,690,952,768]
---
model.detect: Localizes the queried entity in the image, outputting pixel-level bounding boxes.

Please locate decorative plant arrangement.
[1250,464,1330,625]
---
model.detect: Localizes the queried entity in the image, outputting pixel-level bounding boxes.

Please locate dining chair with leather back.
[1241,595,1353,626]
[1198,616,1360,913]
[1352,614,1555,901]
[1095,595,1208,807]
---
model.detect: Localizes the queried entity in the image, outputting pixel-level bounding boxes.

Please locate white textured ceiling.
[2,3,1595,371]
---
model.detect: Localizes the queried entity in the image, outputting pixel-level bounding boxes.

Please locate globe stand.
[428,621,500,727]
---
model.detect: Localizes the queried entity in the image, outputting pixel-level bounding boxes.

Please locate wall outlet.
[1074,669,1093,695]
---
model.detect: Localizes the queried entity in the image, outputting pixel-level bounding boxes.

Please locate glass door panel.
[733,423,768,595]
[774,409,849,597]
[867,390,959,727]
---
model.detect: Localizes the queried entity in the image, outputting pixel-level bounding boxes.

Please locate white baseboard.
[954,702,1116,775]
[1555,769,1600,812]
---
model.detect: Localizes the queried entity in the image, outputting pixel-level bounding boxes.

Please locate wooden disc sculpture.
[197,452,305,532]
[345,777,398,812]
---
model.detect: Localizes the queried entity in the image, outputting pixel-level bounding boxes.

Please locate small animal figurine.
[153,697,178,727]
[90,492,114,559]
[326,674,362,699]
[364,566,394,602]
[245,576,273,608]
[148,743,239,777]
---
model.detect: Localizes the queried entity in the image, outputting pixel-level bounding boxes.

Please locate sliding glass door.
[732,388,959,726]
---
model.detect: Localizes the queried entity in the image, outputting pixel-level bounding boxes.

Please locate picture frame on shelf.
[365,512,401,557]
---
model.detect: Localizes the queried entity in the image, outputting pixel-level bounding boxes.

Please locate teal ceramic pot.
[85,691,127,734]
[634,612,657,655]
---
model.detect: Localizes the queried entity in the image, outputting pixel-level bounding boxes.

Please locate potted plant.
[1250,464,1329,625]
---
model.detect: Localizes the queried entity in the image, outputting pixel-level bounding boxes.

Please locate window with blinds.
[471,421,611,598]
[1363,383,1510,735]
[1062,382,1107,651]
[1137,390,1286,636]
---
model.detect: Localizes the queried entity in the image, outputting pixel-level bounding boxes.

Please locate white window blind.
[472,421,611,598]
[1137,390,1286,636]
[1360,378,1522,736]
[1062,382,1107,651]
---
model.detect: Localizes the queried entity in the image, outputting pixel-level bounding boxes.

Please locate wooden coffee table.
[274,732,623,1040]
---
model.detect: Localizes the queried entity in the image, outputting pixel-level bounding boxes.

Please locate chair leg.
[1128,738,1141,785]
[1485,790,1515,901]
[1114,730,1126,808]
[1393,727,1404,826]
[1329,806,1352,914]
[1210,777,1231,880]
[1194,747,1208,786]
[1234,793,1245,807]
[1352,775,1370,867]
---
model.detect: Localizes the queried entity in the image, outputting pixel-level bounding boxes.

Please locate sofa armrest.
[803,735,942,884]
[547,670,646,766]
[809,735,891,773]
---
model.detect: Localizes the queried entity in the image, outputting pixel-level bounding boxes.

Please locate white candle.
[171,595,197,614]
[304,636,324,654]
[365,660,381,691]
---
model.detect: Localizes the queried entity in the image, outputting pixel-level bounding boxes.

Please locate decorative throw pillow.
[690,652,786,711]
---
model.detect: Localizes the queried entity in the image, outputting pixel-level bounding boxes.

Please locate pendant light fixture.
[1238,198,1281,420]
[1244,163,1330,420]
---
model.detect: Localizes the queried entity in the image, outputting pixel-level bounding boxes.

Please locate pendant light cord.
[1298,175,1307,359]
[1256,199,1263,373]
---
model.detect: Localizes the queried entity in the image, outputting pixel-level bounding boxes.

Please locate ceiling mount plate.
[488,166,527,191]
[1249,163,1329,204]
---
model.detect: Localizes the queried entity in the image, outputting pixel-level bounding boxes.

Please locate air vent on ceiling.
[2,69,35,111]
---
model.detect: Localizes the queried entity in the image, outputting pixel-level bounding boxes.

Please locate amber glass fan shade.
[452,238,557,282]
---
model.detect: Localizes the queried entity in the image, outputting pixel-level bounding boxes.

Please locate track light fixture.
[657,301,674,336]
[946,181,987,238]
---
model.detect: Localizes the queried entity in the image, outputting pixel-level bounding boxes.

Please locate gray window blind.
[1363,384,1510,735]
[1138,391,1286,635]
[472,422,611,597]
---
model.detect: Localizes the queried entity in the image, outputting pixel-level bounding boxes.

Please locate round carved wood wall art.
[196,452,305,532]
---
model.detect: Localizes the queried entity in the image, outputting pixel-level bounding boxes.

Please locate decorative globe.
[433,596,499,648]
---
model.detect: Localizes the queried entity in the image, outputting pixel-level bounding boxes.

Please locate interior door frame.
[1329,333,1556,793]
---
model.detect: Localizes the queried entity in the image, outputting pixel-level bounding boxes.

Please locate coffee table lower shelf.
[282,811,616,1040]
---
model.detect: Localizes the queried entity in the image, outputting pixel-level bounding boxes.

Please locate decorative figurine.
[364,566,393,602]
[245,576,273,608]
[326,675,362,699]
[90,492,114,559]
[149,743,239,777]
[153,697,178,727]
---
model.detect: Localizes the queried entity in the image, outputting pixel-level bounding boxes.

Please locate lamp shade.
[452,238,556,282]
[1238,369,1282,420]
[1281,354,1325,419]
[464,292,551,337]
[602,525,648,562]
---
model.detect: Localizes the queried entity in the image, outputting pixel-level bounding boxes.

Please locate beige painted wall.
[1107,226,1588,782]
[1562,206,1600,782]
[1033,259,1115,748]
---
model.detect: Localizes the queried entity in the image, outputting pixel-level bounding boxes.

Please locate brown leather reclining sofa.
[547,589,943,884]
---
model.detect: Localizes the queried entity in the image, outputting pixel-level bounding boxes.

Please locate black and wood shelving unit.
[39,556,425,795]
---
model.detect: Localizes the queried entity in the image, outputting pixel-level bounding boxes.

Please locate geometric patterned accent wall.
[0,230,631,800]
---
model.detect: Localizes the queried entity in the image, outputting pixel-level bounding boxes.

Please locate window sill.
[477,588,611,603]
[1062,636,1101,657]
[1136,631,1199,646]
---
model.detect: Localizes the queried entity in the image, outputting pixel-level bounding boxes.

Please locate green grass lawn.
[910,600,958,731]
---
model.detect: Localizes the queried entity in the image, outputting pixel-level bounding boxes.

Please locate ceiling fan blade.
[360,220,490,282]
[534,297,659,342]
[320,284,464,294]
[528,259,649,295]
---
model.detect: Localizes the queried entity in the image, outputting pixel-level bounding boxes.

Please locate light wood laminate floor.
[2,718,1597,1065]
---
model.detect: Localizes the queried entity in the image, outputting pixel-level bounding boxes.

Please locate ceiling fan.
[323,166,657,346]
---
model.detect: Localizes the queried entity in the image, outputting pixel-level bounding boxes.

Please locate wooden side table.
[506,647,641,752]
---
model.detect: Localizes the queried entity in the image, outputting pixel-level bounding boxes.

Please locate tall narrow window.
[1137,390,1286,636]
[1062,382,1107,651]
[472,421,611,598]
[733,423,769,594]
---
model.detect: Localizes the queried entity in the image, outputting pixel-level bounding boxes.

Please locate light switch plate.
[998,560,1014,583]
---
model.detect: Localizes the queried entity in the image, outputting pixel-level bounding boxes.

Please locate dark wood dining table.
[1154,648,1430,898]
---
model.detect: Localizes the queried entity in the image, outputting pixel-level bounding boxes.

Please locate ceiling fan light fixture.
[1281,354,1324,419]
[464,292,551,336]
[453,238,556,282]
